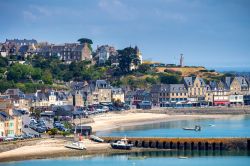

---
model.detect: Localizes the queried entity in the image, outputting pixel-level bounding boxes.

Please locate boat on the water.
[178,156,188,159]
[64,141,86,150]
[128,156,147,160]
[110,137,133,150]
[90,135,104,143]
[209,124,215,127]
[183,125,201,131]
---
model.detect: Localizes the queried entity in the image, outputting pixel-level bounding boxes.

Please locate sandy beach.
[87,112,233,132]
[0,112,236,162]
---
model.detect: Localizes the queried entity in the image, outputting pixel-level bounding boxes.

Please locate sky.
[0,0,250,69]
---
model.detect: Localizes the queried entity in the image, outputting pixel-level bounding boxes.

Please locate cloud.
[22,10,37,21]
[98,0,137,20]
[29,5,51,17]
[153,9,187,23]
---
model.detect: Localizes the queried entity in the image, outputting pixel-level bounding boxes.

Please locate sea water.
[96,115,250,138]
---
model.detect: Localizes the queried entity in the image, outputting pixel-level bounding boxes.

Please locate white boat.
[64,141,86,150]
[110,137,133,150]
[90,135,104,143]
[183,125,201,131]
[209,124,215,127]
[178,156,188,159]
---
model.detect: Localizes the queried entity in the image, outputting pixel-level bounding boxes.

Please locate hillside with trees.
[0,43,229,93]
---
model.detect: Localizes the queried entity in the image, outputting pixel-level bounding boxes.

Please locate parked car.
[4,137,15,141]
[14,135,24,140]
[30,119,37,124]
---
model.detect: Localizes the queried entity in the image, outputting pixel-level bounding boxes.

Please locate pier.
[102,137,250,151]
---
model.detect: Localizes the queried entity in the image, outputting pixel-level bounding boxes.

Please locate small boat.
[64,141,86,150]
[183,125,201,131]
[90,135,104,143]
[128,156,147,160]
[110,137,133,150]
[178,156,188,159]
[209,124,215,127]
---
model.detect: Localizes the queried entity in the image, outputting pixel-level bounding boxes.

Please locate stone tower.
[180,54,184,67]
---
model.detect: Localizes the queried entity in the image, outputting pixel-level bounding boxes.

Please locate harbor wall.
[102,137,250,151]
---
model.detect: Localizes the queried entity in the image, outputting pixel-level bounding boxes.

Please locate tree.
[0,56,8,67]
[78,38,93,52]
[7,63,33,82]
[137,64,150,73]
[77,38,93,44]
[118,47,140,74]
[42,70,53,84]
[159,74,180,84]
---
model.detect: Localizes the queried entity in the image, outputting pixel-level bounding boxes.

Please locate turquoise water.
[96,115,250,137]
[1,151,250,166]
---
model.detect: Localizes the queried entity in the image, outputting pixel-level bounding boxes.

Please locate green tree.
[78,38,93,52]
[42,70,53,84]
[77,38,93,44]
[137,64,150,73]
[118,47,140,74]
[159,74,180,84]
[0,56,8,67]
[7,63,33,82]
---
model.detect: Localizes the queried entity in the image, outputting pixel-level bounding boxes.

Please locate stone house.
[229,77,249,95]
[111,88,125,103]
[183,77,207,105]
[151,84,188,107]
[209,80,230,106]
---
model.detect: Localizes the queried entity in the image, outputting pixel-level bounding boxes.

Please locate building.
[133,90,151,106]
[0,111,15,137]
[73,91,84,107]
[209,81,230,106]
[5,39,38,46]
[244,95,250,105]
[229,77,249,95]
[111,88,125,103]
[129,46,142,71]
[82,80,112,105]
[183,77,207,106]
[125,91,136,107]
[95,45,118,65]
[95,80,112,104]
[205,84,213,106]
[37,43,92,63]
[0,44,7,57]
[151,84,189,107]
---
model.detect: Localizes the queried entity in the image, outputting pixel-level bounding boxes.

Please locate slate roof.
[0,111,13,121]
[235,77,249,88]
[151,84,187,93]
[183,77,194,87]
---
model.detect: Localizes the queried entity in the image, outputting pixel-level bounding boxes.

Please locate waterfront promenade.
[0,109,250,162]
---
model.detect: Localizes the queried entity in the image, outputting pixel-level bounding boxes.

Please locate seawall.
[133,106,250,115]
[102,137,250,151]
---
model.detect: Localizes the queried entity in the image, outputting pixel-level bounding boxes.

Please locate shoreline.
[87,112,236,132]
[0,112,247,163]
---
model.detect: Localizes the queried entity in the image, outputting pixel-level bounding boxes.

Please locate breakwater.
[102,137,250,151]
[134,106,250,115]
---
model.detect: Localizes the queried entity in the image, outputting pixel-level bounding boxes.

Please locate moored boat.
[64,141,86,150]
[110,137,133,150]
[183,125,201,131]
[90,135,104,143]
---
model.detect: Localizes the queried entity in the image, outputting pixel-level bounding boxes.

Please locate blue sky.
[0,0,249,69]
